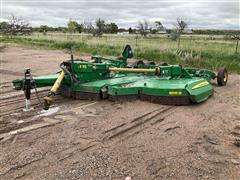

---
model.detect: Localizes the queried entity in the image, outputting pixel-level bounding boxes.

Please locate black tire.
[148,61,156,65]
[217,68,228,86]
[136,60,145,66]
[161,62,168,66]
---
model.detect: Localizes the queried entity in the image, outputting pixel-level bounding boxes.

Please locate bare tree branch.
[138,20,149,37]
[176,18,188,33]
[0,14,32,35]
[173,18,188,49]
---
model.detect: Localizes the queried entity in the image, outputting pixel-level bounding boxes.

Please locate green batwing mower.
[12,45,228,110]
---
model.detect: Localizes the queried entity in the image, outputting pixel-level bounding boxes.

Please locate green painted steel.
[12,45,220,105]
[12,74,59,90]
[74,74,145,93]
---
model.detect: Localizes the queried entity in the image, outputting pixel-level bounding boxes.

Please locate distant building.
[117,31,129,35]
[155,29,167,34]
[183,29,193,34]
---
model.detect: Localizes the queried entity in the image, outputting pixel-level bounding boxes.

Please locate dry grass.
[1,33,240,73]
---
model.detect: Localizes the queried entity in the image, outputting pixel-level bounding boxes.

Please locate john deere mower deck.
[12,45,228,110]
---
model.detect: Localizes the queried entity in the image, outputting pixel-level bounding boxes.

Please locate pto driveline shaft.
[108,67,160,75]
[43,70,65,110]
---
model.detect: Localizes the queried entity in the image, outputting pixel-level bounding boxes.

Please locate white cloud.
[1,0,239,29]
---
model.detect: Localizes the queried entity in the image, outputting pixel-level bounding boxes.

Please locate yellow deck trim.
[192,81,209,90]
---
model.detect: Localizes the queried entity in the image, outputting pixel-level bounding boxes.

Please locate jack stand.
[22,68,34,112]
[23,99,34,111]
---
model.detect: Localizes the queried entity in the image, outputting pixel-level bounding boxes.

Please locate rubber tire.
[161,62,168,66]
[217,68,228,86]
[148,61,156,65]
[136,60,145,66]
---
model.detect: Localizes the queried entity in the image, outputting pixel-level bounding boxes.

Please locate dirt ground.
[0,45,240,180]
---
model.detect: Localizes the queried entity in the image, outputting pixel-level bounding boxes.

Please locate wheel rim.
[224,72,228,82]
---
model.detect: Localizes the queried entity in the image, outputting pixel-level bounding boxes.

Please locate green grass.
[1,34,240,73]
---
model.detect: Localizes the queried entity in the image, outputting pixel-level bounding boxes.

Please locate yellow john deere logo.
[79,64,87,69]
[169,91,182,95]
[192,81,209,90]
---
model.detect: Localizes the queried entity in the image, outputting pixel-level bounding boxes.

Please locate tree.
[0,22,9,32]
[138,20,149,37]
[67,19,79,33]
[232,33,240,55]
[169,29,180,41]
[128,27,133,34]
[95,18,105,36]
[39,25,49,35]
[0,14,32,35]
[57,26,67,33]
[104,22,118,34]
[83,21,94,34]
[175,18,188,49]
[75,23,83,33]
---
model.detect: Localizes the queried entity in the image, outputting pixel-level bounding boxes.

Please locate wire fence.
[21,32,235,55]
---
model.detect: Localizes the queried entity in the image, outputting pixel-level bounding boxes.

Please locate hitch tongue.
[43,70,65,110]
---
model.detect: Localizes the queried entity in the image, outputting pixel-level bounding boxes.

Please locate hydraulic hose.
[43,61,79,110]
[60,62,79,84]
